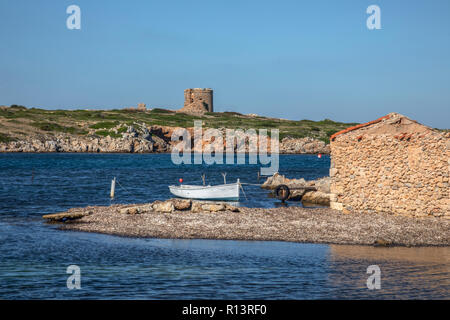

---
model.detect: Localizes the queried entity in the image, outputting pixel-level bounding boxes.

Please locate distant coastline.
[0,105,356,154]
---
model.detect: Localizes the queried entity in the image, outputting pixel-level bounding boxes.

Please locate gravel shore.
[57,204,450,246]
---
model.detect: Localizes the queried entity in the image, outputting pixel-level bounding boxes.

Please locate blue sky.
[0,0,449,128]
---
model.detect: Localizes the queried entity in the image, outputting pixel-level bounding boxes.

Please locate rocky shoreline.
[0,124,331,154]
[46,199,450,246]
[0,125,172,153]
[262,173,331,205]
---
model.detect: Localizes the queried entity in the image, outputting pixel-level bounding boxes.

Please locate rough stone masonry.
[179,88,213,114]
[329,112,449,219]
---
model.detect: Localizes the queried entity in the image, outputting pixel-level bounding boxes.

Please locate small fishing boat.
[169,180,240,201]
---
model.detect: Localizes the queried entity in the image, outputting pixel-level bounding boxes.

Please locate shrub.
[31,122,87,135]
[89,121,119,129]
[151,108,174,114]
[10,105,27,110]
[0,133,14,143]
[222,111,243,116]
[117,126,127,133]
[325,129,339,137]
[319,136,330,144]
[95,130,122,138]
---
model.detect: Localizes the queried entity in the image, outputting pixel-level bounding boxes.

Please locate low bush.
[95,130,122,138]
[89,121,119,129]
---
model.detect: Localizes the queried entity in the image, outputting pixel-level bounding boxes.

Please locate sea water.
[0,154,448,299]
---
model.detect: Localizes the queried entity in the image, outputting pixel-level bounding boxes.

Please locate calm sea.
[0,153,448,299]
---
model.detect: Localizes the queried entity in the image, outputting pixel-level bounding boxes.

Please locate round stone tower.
[180,88,213,114]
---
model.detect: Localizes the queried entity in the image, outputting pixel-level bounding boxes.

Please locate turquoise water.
[0,154,448,299]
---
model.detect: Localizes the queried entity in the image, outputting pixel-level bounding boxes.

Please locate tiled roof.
[330,114,391,141]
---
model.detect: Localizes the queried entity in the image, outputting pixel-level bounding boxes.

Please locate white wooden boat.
[169,181,240,201]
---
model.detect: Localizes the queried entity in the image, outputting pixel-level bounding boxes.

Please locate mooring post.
[110,177,116,199]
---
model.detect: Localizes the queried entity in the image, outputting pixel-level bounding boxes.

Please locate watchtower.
[182,88,213,114]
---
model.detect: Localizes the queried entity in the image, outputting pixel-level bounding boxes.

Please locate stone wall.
[330,113,449,218]
[179,88,213,114]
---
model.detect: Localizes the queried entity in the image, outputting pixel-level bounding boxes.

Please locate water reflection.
[330,245,449,264]
[327,245,450,299]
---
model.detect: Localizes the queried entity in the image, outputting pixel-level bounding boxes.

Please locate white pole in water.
[110,177,116,199]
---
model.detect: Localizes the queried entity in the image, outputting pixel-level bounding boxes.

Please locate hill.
[0,105,358,147]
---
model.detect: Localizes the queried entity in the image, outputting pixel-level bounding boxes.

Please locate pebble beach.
[56,203,450,246]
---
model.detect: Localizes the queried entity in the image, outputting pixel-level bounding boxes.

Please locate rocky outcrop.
[279,137,330,154]
[0,123,330,154]
[120,206,143,215]
[262,173,331,205]
[43,199,240,222]
[152,201,175,213]
[0,135,155,153]
[0,124,174,153]
[262,173,330,192]
[150,199,239,213]
[43,210,93,222]
[172,199,192,211]
[301,191,330,206]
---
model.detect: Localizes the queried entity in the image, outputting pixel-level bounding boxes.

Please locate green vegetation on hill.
[0,105,359,143]
[30,121,88,135]
[0,133,15,143]
[95,129,122,138]
[89,121,119,129]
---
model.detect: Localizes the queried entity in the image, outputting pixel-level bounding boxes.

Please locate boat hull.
[169,183,240,201]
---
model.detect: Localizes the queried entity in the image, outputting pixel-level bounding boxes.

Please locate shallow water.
[0,154,448,299]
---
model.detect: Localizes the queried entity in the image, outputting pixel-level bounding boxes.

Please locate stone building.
[137,103,147,111]
[178,88,213,114]
[329,113,449,218]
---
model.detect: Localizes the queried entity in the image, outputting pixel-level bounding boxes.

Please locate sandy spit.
[55,204,450,247]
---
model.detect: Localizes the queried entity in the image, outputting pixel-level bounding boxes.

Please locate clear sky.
[0,0,449,128]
